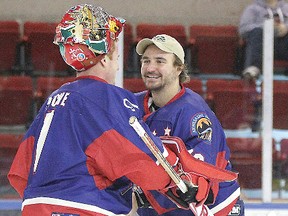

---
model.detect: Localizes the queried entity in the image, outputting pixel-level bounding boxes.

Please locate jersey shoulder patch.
[190,112,212,144]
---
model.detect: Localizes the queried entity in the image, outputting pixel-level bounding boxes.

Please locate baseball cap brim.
[136,35,185,64]
[136,38,155,55]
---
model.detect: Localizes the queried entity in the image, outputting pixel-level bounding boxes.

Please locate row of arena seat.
[1,76,288,131]
[125,23,242,76]
[226,137,288,189]
[0,133,23,198]
[0,21,20,73]
[129,23,288,76]
[2,20,288,78]
[0,21,70,76]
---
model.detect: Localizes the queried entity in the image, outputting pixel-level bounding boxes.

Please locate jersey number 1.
[33,110,55,173]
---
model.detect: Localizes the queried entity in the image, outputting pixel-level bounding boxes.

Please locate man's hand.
[275,23,288,37]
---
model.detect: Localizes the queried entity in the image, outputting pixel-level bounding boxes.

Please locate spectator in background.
[239,0,288,80]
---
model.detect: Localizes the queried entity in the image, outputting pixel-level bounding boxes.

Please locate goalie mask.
[54,4,125,71]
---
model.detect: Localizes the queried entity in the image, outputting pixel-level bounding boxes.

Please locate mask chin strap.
[80,54,105,70]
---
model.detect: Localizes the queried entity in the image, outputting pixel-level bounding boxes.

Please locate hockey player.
[134,34,245,215]
[7,5,236,216]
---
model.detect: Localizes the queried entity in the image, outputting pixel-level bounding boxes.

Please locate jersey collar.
[143,84,186,120]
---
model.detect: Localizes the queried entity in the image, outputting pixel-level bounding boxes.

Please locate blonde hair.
[174,55,190,84]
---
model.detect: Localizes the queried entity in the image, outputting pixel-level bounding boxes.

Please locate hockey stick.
[129,116,203,215]
[129,116,188,192]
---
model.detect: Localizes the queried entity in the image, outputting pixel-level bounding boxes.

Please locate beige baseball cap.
[136,34,185,64]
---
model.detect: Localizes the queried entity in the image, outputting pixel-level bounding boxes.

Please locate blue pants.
[244,28,288,69]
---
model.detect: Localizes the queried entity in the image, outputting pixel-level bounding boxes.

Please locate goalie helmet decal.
[54,4,125,71]
[190,112,212,143]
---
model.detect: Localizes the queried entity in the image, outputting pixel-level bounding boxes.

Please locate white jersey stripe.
[22,197,129,216]
[210,187,241,214]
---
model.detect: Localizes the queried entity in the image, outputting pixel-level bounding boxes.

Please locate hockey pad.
[160,136,238,183]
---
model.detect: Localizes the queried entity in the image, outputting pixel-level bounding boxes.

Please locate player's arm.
[85,119,176,191]
[7,136,35,198]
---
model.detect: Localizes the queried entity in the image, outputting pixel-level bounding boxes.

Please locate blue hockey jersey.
[8,76,175,215]
[135,86,241,216]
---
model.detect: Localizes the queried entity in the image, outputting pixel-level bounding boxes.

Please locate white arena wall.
[0,0,263,28]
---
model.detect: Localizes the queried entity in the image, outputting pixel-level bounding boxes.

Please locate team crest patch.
[191,113,212,143]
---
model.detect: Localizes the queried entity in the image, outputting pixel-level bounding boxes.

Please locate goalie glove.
[160,136,238,210]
